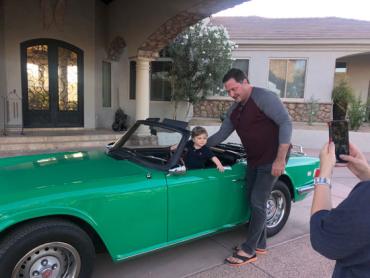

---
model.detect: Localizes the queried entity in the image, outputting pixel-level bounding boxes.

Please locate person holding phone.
[310,142,370,277]
[207,68,292,266]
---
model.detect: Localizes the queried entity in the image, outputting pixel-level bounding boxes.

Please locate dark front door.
[21,39,84,127]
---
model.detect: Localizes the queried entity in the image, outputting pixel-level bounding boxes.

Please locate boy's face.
[192,133,208,148]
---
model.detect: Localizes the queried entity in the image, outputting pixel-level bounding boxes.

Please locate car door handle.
[232,178,245,182]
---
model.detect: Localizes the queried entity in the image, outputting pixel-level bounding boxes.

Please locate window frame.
[268,58,307,100]
[129,58,173,102]
[232,58,250,76]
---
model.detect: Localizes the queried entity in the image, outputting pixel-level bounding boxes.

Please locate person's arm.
[271,144,291,176]
[310,182,370,260]
[311,142,336,215]
[207,103,237,147]
[211,156,224,172]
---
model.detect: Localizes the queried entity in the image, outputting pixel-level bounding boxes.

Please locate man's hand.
[271,159,286,177]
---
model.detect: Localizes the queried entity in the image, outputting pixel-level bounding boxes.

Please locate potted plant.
[332,80,354,120]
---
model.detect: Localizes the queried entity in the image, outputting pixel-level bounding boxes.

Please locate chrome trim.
[292,144,305,155]
[297,183,314,195]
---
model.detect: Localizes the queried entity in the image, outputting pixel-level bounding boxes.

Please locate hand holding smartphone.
[328,120,349,163]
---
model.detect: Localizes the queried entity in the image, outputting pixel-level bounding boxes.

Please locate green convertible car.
[0,119,319,278]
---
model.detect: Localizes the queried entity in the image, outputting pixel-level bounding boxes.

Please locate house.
[0,0,245,131]
[194,16,370,122]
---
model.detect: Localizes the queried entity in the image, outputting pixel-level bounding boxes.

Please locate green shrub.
[305,96,319,125]
[347,97,367,131]
[332,81,354,120]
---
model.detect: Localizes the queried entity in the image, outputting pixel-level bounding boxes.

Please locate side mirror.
[168,165,187,176]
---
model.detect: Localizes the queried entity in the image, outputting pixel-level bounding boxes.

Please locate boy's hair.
[191,126,208,138]
[222,68,249,83]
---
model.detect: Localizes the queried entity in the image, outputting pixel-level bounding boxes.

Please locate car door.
[166,162,249,242]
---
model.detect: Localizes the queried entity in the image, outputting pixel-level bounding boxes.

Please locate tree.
[167,21,235,119]
[332,80,354,120]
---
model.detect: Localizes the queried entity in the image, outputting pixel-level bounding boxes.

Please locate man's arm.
[272,144,291,176]
[207,103,237,147]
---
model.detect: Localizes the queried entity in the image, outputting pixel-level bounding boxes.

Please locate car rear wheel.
[0,219,95,278]
[266,180,291,237]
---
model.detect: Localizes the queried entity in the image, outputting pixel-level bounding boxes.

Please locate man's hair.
[222,68,249,83]
[191,126,208,138]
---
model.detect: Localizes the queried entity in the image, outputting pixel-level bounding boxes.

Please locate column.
[135,56,151,121]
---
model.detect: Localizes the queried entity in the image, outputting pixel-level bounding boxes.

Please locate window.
[268,59,306,98]
[102,61,111,107]
[150,61,172,101]
[335,62,347,73]
[129,61,136,100]
[129,60,172,101]
[232,59,249,76]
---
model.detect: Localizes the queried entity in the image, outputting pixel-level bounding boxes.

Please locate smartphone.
[328,120,349,163]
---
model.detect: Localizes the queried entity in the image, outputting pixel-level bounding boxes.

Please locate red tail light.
[313,168,320,177]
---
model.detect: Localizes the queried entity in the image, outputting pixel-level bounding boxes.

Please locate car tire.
[0,218,95,278]
[266,180,291,237]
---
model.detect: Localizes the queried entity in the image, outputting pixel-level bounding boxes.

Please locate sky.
[214,0,370,21]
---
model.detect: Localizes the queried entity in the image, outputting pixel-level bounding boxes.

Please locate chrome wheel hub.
[266,190,286,229]
[12,242,81,278]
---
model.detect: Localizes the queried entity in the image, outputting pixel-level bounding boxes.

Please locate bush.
[305,96,319,125]
[347,97,367,131]
[332,81,354,120]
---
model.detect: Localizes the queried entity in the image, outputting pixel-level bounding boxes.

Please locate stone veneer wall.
[193,99,332,122]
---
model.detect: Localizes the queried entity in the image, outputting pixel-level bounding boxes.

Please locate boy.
[175,126,224,172]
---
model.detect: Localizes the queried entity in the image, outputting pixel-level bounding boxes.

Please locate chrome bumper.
[297,183,314,195]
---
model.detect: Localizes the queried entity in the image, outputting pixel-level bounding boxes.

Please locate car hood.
[0,150,147,194]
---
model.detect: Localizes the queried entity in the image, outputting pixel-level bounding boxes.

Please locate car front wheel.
[0,219,95,278]
[266,180,291,237]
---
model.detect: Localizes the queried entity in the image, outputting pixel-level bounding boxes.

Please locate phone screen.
[328,120,349,163]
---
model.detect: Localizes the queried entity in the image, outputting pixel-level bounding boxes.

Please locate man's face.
[224,78,249,103]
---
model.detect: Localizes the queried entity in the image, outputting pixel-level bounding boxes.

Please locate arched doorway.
[21,39,84,127]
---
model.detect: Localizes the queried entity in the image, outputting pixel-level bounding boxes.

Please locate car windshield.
[109,122,188,170]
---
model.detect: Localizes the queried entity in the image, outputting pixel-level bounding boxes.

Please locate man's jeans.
[241,163,278,255]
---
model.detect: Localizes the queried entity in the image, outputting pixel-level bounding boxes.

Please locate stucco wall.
[0,0,6,131]
[193,45,370,122]
[2,0,97,128]
[232,47,342,103]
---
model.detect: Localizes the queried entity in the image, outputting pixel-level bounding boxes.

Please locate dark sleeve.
[252,88,292,144]
[310,183,370,260]
[202,146,215,160]
[207,103,237,147]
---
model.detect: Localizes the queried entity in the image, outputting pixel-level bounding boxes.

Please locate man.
[207,68,292,266]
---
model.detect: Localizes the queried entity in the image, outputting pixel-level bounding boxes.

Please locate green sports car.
[0,119,319,278]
